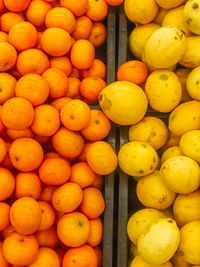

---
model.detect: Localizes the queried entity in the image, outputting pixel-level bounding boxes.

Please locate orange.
[94,247,102,267]
[38,201,56,231]
[10,197,42,235]
[60,99,91,131]
[87,141,118,175]
[15,74,49,106]
[1,225,15,239]
[81,109,111,141]
[1,97,34,130]
[27,247,60,267]
[0,168,15,201]
[34,135,51,146]
[88,22,107,47]
[0,32,8,42]
[35,226,59,249]
[117,60,149,85]
[0,203,10,231]
[31,105,60,136]
[0,42,17,71]
[0,12,24,33]
[52,127,84,158]
[72,16,93,40]
[80,187,105,219]
[78,142,93,162]
[88,218,103,247]
[92,175,104,190]
[26,0,52,27]
[57,212,90,247]
[4,0,31,12]
[0,73,16,104]
[70,162,97,188]
[6,128,34,140]
[0,0,6,14]
[70,68,80,78]
[39,158,71,185]
[60,0,88,16]
[52,182,83,213]
[15,172,42,200]
[105,0,124,5]
[45,7,76,33]
[0,137,6,163]
[17,48,49,75]
[86,0,108,21]
[42,68,68,98]
[80,77,106,101]
[70,40,95,70]
[0,242,9,267]
[50,56,72,76]
[65,77,80,98]
[51,97,72,112]
[2,232,39,266]
[41,27,72,56]
[9,138,44,172]
[80,58,106,80]
[8,22,37,51]
[39,185,57,202]
[62,245,97,267]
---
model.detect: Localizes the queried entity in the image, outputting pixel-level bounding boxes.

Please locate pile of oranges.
[0,0,122,266]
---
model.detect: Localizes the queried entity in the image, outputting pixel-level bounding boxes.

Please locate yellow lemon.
[169,100,200,136]
[138,218,180,265]
[145,70,182,113]
[124,0,159,24]
[136,170,176,210]
[127,208,165,245]
[99,81,148,125]
[160,155,200,194]
[173,189,200,226]
[129,23,160,59]
[143,26,186,69]
[129,117,168,151]
[118,141,158,177]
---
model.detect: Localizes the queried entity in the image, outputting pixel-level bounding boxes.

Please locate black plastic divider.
[117,5,129,267]
[103,6,117,267]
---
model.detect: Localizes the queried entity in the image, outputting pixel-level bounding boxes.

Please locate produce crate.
[102,6,118,267]
[116,6,169,267]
